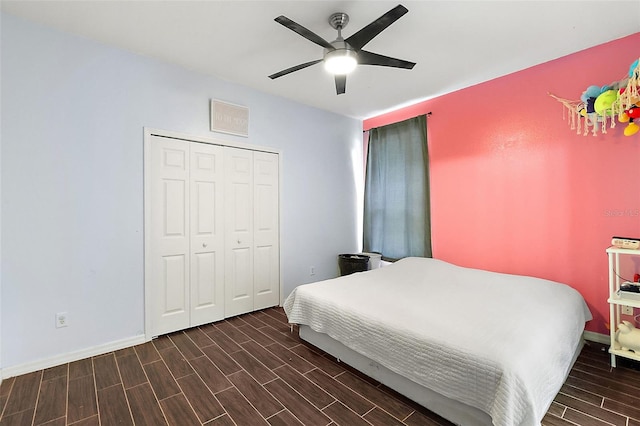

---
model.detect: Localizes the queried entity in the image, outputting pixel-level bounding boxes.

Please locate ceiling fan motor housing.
[328,12,349,30]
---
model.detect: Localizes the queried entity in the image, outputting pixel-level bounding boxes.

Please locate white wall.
[0,13,362,373]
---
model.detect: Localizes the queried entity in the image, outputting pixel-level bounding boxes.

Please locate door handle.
[203,243,208,248]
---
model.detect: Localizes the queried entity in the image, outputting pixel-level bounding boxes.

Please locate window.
[363,115,431,260]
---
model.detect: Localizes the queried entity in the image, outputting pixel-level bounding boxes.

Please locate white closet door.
[224,147,254,317]
[253,151,280,310]
[190,143,225,325]
[148,136,191,336]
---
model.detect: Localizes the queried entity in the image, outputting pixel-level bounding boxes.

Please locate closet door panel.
[149,136,191,336]
[225,148,254,317]
[253,152,280,310]
[190,143,225,325]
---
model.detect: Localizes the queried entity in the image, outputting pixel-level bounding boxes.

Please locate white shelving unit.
[606,246,640,367]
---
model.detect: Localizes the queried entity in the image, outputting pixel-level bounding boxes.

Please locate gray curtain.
[363,115,431,261]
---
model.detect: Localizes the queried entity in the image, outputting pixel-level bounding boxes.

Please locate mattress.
[283,257,592,426]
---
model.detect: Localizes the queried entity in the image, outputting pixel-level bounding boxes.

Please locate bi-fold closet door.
[146,135,279,338]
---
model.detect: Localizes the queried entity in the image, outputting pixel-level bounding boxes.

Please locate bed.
[283,257,592,426]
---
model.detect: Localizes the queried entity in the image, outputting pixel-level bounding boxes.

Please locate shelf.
[609,347,640,363]
[606,246,640,255]
[608,295,640,308]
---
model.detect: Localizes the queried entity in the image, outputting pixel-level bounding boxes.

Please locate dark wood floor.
[1,307,639,426]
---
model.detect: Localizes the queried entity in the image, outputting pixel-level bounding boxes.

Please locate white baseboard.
[1,334,147,379]
[583,330,610,345]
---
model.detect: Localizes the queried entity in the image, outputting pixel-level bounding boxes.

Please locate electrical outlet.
[622,305,634,315]
[310,266,316,276]
[56,312,68,328]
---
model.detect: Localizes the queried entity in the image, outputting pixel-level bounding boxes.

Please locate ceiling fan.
[268,4,416,95]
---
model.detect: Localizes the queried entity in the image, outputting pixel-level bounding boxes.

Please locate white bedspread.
[284,257,592,426]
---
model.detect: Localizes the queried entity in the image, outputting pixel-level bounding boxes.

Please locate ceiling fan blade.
[335,75,346,95]
[358,50,415,69]
[268,59,323,79]
[275,16,335,50]
[345,5,408,50]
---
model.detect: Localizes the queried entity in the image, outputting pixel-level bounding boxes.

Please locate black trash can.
[338,254,370,276]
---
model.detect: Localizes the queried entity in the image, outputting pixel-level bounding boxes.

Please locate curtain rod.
[363,112,432,133]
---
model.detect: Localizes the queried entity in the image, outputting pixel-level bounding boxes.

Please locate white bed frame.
[300,325,583,426]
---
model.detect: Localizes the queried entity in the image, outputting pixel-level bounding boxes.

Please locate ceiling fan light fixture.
[324,49,358,75]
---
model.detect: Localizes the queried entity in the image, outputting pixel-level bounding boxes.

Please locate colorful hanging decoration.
[549,58,640,137]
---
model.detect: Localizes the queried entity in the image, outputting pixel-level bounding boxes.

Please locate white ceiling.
[2,1,639,119]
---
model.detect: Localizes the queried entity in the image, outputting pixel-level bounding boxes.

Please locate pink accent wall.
[364,33,640,335]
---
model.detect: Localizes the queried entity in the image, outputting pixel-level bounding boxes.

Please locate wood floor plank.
[571,367,640,395]
[40,416,66,426]
[158,346,194,379]
[69,415,99,426]
[0,408,35,426]
[176,373,225,423]
[0,377,15,397]
[134,341,161,364]
[169,331,204,360]
[272,365,334,409]
[546,402,566,418]
[602,398,640,421]
[201,343,242,376]
[265,342,315,374]
[227,370,283,418]
[323,400,371,426]
[542,414,577,426]
[242,312,269,328]
[229,349,277,384]
[290,344,345,378]
[335,371,414,420]
[305,368,375,415]
[565,375,640,407]
[184,327,214,348]
[364,406,407,426]
[237,324,276,346]
[404,409,452,426]
[92,354,121,390]
[563,407,618,426]
[554,393,626,426]
[226,315,251,327]
[116,353,147,389]
[3,370,42,415]
[96,385,133,426]
[67,375,98,423]
[34,376,67,425]
[42,365,68,381]
[216,387,270,425]
[158,394,200,426]
[266,409,304,426]
[152,335,174,351]
[115,347,136,358]
[126,383,168,426]
[204,326,242,354]
[216,321,252,345]
[189,356,231,394]
[254,311,290,332]
[264,378,332,426]
[206,414,236,426]
[143,360,181,401]
[559,383,603,406]
[259,326,300,349]
[240,340,285,370]
[68,358,93,380]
